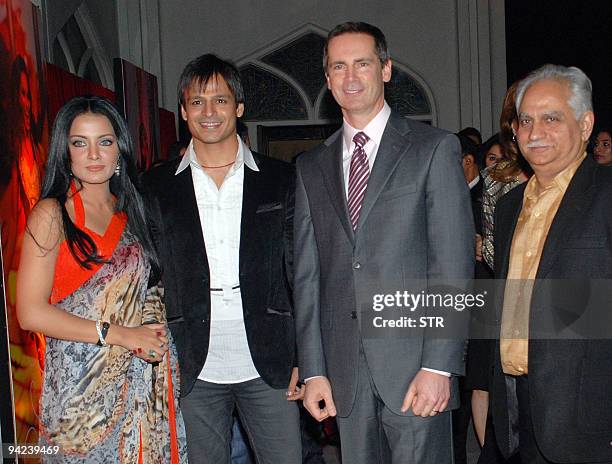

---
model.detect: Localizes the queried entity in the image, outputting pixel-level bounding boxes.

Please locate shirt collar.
[468,174,480,190]
[342,101,391,154]
[175,135,259,175]
[524,152,586,201]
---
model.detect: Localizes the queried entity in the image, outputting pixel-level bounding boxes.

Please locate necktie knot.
[353,131,369,150]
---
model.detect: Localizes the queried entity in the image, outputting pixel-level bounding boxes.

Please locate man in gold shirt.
[489,64,612,464]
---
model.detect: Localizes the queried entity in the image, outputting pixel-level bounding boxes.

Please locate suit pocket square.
[266,307,293,316]
[256,202,283,213]
[167,315,185,324]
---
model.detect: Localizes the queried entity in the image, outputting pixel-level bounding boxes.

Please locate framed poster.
[158,107,177,163]
[45,62,115,125]
[114,58,161,171]
[0,230,16,460]
[0,0,48,448]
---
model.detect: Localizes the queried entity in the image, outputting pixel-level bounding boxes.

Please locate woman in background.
[470,83,530,462]
[481,134,504,169]
[16,96,186,462]
[480,83,531,273]
[593,128,612,166]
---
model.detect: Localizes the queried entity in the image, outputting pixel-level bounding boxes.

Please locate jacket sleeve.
[293,162,327,379]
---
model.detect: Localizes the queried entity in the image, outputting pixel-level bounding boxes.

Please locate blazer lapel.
[317,133,355,243]
[492,186,524,326]
[496,187,525,280]
[357,117,411,229]
[536,158,596,278]
[239,164,260,275]
[170,167,210,278]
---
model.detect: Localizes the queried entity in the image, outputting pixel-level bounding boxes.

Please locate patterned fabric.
[39,229,187,463]
[347,131,370,229]
[481,165,524,270]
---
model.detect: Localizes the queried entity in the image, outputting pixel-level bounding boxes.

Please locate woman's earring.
[115,160,121,177]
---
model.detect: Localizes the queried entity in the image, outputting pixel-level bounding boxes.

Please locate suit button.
[353,261,361,269]
[351,311,357,319]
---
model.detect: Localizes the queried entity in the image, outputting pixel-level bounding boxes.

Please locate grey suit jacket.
[294,112,474,416]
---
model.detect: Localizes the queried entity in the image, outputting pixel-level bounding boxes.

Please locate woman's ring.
[149,350,156,357]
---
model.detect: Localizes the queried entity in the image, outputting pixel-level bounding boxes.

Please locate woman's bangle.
[96,320,110,346]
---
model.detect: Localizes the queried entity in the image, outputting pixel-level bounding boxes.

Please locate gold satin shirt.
[500,153,586,376]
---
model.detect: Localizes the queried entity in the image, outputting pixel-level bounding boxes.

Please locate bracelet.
[96,320,110,346]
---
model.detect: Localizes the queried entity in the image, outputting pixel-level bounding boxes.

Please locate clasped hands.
[302,370,450,421]
[123,323,169,363]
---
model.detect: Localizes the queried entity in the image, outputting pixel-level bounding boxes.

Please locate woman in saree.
[16,95,187,462]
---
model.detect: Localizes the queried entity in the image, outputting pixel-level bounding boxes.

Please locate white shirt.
[468,175,481,190]
[176,136,261,383]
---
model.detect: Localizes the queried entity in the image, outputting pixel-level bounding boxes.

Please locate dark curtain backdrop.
[506,0,612,131]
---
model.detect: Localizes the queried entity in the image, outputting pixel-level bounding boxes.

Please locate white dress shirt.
[176,136,261,383]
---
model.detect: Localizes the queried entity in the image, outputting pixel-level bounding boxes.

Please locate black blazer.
[143,153,296,397]
[489,157,612,463]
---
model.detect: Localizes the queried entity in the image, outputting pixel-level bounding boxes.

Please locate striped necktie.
[347,131,370,229]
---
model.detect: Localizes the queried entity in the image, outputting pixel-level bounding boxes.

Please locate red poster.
[114,58,161,171]
[0,0,47,446]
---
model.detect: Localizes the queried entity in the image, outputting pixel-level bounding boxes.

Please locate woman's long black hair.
[41,95,159,271]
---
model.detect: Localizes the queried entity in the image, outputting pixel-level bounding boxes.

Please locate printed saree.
[39,186,187,463]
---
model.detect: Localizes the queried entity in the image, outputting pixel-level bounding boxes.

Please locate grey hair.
[515,64,593,119]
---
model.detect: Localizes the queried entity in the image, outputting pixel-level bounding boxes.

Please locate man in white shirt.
[144,54,301,463]
[293,22,473,463]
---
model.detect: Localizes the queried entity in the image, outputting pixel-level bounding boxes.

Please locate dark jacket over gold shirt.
[490,157,612,463]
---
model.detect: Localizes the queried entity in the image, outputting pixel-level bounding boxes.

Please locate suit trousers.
[515,376,553,464]
[335,347,454,464]
[181,377,301,464]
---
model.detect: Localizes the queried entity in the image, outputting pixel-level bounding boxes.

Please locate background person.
[593,127,612,166]
[481,83,531,272]
[458,126,483,146]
